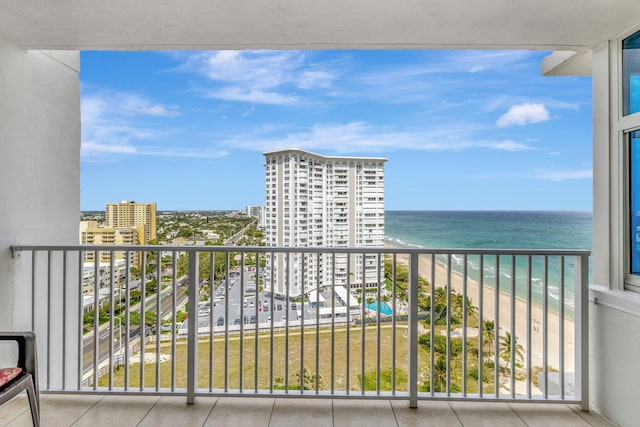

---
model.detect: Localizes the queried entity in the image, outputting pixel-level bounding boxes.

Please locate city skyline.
[80,50,592,211]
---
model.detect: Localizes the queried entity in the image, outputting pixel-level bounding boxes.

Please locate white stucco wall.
[0,37,80,378]
[590,300,640,426]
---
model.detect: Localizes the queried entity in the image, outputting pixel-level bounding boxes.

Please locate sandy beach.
[386,243,575,375]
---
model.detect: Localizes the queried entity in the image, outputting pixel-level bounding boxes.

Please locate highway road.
[82,266,333,378]
[82,285,187,374]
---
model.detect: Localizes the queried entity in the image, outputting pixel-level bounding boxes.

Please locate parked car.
[217,317,224,326]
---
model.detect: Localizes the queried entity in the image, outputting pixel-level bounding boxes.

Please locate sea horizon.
[383,210,593,314]
[384,210,592,250]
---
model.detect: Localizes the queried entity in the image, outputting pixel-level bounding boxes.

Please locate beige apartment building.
[105,200,157,244]
[264,149,386,296]
[79,220,141,264]
[79,201,156,265]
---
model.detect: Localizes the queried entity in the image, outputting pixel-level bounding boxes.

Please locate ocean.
[384,210,593,313]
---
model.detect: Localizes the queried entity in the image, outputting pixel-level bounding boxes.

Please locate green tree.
[383,256,431,309]
[130,266,140,280]
[424,288,478,327]
[176,227,194,239]
[498,332,524,370]
[83,306,110,329]
[419,358,460,393]
[482,320,496,359]
[128,310,157,330]
[452,292,477,322]
[177,251,231,282]
[418,333,463,358]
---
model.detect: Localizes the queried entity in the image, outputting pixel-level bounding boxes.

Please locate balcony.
[1,394,614,426]
[4,244,595,423]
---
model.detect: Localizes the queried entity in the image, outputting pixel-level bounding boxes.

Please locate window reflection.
[623,30,640,116]
[630,131,640,274]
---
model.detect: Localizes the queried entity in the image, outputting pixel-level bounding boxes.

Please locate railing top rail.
[11,244,591,257]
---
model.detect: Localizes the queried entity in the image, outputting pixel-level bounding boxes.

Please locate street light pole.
[114,317,123,355]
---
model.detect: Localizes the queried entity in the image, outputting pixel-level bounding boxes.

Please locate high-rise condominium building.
[105,200,157,244]
[263,149,386,296]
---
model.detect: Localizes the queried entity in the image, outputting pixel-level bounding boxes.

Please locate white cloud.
[220,122,534,154]
[81,92,166,158]
[81,90,225,160]
[496,103,550,127]
[203,51,304,88]
[82,91,181,122]
[444,51,538,75]
[136,147,229,159]
[206,87,299,105]
[183,51,339,104]
[489,140,533,151]
[483,96,507,113]
[118,94,181,117]
[81,139,228,160]
[82,140,136,155]
[297,70,335,89]
[534,169,592,181]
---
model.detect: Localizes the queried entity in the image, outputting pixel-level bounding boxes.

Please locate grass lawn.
[101,322,485,394]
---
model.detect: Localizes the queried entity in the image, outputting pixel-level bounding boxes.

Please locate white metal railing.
[10,245,589,409]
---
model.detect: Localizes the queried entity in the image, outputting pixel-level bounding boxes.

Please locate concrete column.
[0,37,81,388]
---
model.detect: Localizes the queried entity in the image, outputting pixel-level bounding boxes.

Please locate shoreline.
[384,242,575,373]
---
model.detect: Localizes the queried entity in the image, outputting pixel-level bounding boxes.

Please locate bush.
[418,333,463,357]
[357,368,407,391]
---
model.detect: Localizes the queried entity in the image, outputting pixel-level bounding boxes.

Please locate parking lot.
[180,267,350,335]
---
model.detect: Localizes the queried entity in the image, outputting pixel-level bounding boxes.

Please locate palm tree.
[450,293,478,323]
[426,287,449,324]
[464,297,478,321]
[431,357,448,392]
[482,320,495,359]
[498,332,524,371]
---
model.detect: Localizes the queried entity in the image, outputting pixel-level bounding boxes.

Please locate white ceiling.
[1,0,639,51]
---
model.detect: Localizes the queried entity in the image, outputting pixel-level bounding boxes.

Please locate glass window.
[630,131,640,274]
[623,30,640,116]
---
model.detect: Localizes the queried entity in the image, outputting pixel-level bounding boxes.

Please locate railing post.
[408,252,419,409]
[187,250,199,404]
[575,254,589,411]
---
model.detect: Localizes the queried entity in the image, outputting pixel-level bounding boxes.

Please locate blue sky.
[80,50,592,211]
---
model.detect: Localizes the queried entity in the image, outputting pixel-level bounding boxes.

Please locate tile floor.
[0,393,617,426]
